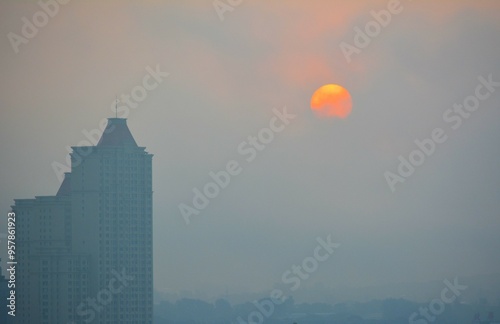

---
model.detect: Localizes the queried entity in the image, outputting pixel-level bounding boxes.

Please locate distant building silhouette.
[12,118,153,323]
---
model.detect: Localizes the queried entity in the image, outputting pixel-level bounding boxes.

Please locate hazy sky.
[1,0,499,301]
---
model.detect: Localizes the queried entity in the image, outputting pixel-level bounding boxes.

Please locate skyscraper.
[12,118,153,324]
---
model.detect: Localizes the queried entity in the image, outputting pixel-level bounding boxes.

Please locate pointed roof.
[97,118,138,147]
[56,173,71,196]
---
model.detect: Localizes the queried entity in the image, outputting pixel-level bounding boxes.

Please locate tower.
[71,118,153,323]
[12,117,153,323]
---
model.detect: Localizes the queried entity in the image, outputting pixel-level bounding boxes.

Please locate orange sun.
[310,84,352,118]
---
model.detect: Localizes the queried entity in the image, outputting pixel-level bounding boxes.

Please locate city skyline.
[1,1,500,323]
[10,117,153,323]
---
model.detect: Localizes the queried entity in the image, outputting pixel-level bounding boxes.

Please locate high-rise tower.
[12,118,153,323]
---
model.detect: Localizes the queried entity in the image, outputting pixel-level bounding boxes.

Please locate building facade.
[11,118,153,324]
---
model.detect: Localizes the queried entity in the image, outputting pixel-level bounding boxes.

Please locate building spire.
[115,95,118,118]
[97,118,138,147]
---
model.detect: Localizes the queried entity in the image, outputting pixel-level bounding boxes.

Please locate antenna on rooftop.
[115,95,118,118]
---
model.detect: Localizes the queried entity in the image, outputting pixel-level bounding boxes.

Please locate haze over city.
[1,1,500,323]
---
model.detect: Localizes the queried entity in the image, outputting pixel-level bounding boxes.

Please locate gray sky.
[1,0,499,301]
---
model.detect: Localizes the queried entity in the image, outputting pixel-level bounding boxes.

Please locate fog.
[1,0,499,306]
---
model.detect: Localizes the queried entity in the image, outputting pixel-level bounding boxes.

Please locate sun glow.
[310,84,352,118]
